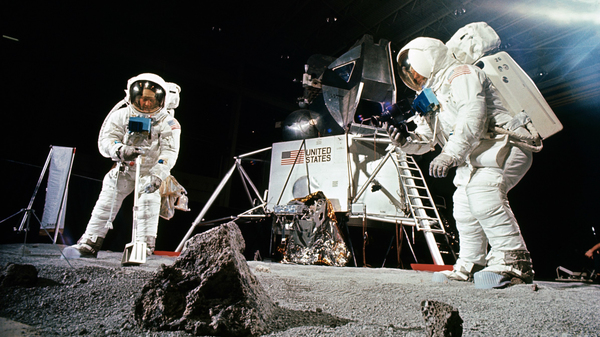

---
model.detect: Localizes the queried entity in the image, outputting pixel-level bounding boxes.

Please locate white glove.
[143,176,162,193]
[429,153,457,178]
[384,122,406,147]
[120,145,144,161]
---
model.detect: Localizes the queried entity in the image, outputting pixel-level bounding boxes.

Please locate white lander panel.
[267,134,405,218]
[479,51,563,139]
[268,135,350,211]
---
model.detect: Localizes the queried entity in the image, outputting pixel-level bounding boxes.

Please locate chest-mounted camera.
[128,117,152,134]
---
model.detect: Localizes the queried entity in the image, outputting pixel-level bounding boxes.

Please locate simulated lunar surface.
[0,243,598,336]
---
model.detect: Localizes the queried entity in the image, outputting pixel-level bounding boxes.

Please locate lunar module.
[177,23,562,268]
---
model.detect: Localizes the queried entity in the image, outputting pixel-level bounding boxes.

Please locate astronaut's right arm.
[388,115,435,155]
[97,109,128,161]
[400,132,433,155]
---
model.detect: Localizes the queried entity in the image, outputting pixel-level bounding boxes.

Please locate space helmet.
[127,73,168,114]
[396,37,447,92]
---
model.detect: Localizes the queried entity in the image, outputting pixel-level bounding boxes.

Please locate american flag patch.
[448,65,471,84]
[168,119,181,130]
[281,150,304,165]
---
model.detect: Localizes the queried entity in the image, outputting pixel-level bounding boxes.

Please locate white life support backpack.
[446,22,562,142]
[446,22,501,65]
[165,82,181,116]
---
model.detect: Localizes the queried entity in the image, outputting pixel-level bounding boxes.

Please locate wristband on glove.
[429,153,457,178]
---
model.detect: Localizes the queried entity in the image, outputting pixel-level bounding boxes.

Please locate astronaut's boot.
[145,236,156,256]
[62,235,104,259]
[474,250,534,289]
[432,262,484,283]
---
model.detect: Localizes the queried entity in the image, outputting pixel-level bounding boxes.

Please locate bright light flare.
[539,8,600,24]
[524,0,600,25]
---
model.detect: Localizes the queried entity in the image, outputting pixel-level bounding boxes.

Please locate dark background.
[2,0,599,280]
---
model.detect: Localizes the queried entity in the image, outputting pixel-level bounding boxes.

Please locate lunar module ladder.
[396,155,445,234]
[396,154,446,265]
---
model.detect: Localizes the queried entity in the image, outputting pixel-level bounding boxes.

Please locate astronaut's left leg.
[467,146,534,288]
[432,184,487,283]
[136,175,162,256]
[64,167,134,258]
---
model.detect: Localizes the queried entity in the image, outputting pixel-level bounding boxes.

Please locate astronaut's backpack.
[446,22,501,65]
[446,22,562,139]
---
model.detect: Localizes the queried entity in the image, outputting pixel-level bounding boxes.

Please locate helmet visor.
[397,50,428,92]
[130,80,166,113]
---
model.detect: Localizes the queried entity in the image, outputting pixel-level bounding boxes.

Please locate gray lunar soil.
[0,243,598,336]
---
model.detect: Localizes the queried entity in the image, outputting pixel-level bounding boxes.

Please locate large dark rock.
[134,222,276,336]
[1,263,38,287]
[421,300,463,337]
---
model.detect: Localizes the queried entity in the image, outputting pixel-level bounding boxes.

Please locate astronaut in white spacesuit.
[388,37,535,288]
[64,73,181,258]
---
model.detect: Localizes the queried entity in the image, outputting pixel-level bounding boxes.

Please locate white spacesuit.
[390,37,535,288]
[65,73,181,258]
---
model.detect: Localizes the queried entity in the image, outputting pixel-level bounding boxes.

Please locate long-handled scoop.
[121,155,147,266]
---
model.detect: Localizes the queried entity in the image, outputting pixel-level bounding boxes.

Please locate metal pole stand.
[175,147,272,252]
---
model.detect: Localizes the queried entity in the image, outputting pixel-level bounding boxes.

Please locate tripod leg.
[0,209,26,225]
[382,231,395,267]
[18,148,53,232]
[341,219,357,267]
[22,213,31,254]
[362,217,370,267]
[20,210,38,256]
[397,224,404,268]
